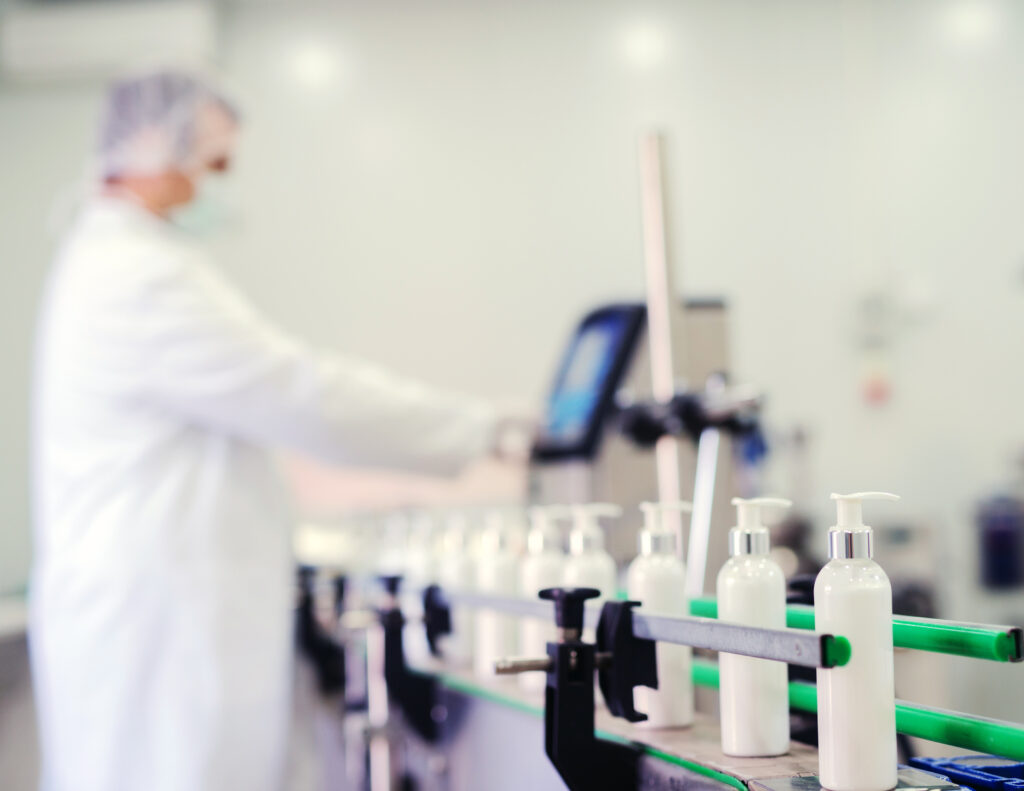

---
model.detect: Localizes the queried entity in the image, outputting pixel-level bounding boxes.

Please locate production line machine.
[301,549,1024,791]
[292,134,1024,790]
[292,298,1024,791]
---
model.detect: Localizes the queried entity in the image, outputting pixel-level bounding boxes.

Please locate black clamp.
[498,587,648,791]
[619,389,763,446]
[378,575,444,743]
[422,584,452,658]
[295,566,346,696]
[596,600,658,722]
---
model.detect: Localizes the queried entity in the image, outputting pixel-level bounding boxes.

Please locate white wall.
[2,0,1023,708]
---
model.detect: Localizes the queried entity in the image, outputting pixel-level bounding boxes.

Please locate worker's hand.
[491,401,540,464]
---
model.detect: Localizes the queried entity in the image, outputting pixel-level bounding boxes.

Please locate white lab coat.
[30,196,496,791]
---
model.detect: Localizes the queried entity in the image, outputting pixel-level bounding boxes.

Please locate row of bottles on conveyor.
[329,491,901,791]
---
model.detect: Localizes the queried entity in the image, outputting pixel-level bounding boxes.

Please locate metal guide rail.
[691,659,1024,761]
[334,572,1024,791]
[688,596,1024,663]
[426,587,851,669]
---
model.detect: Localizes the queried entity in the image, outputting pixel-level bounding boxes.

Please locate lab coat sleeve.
[138,257,497,476]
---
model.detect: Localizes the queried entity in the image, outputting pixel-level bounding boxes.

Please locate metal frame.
[429,587,847,669]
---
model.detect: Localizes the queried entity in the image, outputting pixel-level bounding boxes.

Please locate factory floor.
[0,635,346,791]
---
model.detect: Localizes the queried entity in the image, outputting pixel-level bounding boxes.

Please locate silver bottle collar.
[570,529,602,554]
[729,527,770,556]
[828,528,873,559]
[640,530,677,556]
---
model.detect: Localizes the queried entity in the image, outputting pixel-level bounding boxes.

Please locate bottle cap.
[638,501,693,556]
[443,511,471,553]
[526,505,571,554]
[569,503,622,555]
[729,497,792,556]
[481,512,510,553]
[828,492,900,559]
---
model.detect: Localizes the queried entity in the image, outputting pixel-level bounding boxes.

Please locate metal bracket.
[378,576,443,743]
[422,584,452,658]
[296,566,346,695]
[495,589,649,791]
[596,600,658,722]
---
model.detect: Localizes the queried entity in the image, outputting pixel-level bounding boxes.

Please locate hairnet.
[98,70,240,179]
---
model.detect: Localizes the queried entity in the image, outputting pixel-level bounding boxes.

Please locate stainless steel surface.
[828,528,873,559]
[631,611,830,667]
[728,527,771,557]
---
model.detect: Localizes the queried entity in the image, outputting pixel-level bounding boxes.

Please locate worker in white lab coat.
[30,70,514,791]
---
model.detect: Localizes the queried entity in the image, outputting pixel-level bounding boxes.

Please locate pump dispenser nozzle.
[729,497,792,556]
[527,505,572,554]
[828,491,900,559]
[638,501,693,556]
[569,503,622,554]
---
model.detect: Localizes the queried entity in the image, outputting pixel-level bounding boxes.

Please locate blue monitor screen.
[543,312,630,444]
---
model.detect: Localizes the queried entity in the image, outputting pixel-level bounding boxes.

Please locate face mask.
[170,175,236,237]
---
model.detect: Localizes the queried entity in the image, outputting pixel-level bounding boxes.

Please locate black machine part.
[617,389,763,447]
[493,588,652,791]
[596,600,659,723]
[378,575,444,743]
[295,566,346,696]
[541,588,644,791]
[423,584,452,657]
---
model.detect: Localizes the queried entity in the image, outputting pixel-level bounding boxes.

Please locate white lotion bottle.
[816,492,900,791]
[474,510,520,677]
[564,503,621,599]
[438,512,476,666]
[519,505,571,690]
[718,496,792,757]
[627,500,695,728]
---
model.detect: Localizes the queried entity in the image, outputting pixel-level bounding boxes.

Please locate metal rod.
[638,131,687,555]
[432,588,847,667]
[441,589,589,624]
[631,611,845,668]
[689,659,1024,760]
[494,657,554,675]
[689,596,1023,663]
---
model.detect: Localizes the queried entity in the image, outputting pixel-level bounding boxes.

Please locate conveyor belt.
[414,660,963,791]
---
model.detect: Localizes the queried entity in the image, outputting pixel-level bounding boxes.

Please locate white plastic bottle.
[519,505,571,690]
[406,511,440,589]
[717,496,792,756]
[627,500,694,728]
[474,511,520,677]
[564,503,621,598]
[816,492,900,791]
[438,511,476,666]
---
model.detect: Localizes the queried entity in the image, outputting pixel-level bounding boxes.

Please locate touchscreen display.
[542,312,630,444]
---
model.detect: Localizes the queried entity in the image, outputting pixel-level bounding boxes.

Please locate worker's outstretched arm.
[137,255,497,476]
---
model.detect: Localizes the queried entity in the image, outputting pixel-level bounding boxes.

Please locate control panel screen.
[542,311,633,445]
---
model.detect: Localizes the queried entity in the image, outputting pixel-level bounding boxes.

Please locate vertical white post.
[686,428,720,597]
[366,622,392,791]
[637,132,687,550]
